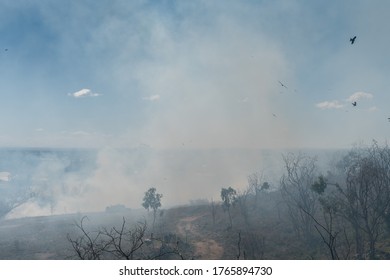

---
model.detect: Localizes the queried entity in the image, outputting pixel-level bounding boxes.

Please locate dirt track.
[176,215,223,259]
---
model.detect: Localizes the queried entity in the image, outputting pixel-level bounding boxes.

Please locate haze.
[1,0,390,217]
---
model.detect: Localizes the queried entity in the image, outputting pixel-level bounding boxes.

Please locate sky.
[1,0,390,150]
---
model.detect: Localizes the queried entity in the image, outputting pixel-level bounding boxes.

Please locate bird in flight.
[350,36,357,44]
[278,80,288,89]
[352,101,357,107]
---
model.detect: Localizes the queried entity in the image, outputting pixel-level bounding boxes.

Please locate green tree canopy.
[142,187,162,229]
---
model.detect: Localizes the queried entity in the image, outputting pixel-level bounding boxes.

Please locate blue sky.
[1,0,390,149]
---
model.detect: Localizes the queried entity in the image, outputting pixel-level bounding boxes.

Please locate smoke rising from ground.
[3,148,289,219]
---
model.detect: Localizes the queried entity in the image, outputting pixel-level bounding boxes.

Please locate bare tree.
[210,199,218,226]
[236,230,242,260]
[248,172,263,206]
[243,232,266,260]
[280,152,319,241]
[100,218,146,260]
[335,142,390,259]
[308,176,353,259]
[67,216,191,260]
[237,188,251,227]
[67,216,111,260]
[247,172,270,207]
[300,199,340,259]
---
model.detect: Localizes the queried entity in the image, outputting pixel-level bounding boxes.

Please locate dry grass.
[2,192,390,259]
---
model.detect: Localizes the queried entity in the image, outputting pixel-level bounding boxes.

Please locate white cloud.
[143,94,160,101]
[316,92,374,110]
[316,100,344,109]
[0,171,11,182]
[347,91,373,102]
[68,88,101,98]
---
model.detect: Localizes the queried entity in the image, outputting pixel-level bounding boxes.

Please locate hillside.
[2,189,390,260]
[0,192,340,260]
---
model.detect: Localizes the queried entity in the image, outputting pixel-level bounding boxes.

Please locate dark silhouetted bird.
[278,80,288,89]
[350,36,357,44]
[352,101,357,107]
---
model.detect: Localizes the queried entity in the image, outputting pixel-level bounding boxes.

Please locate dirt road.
[176,215,223,259]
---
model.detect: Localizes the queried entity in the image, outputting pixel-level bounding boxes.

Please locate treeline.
[68,140,390,259]
[216,141,390,259]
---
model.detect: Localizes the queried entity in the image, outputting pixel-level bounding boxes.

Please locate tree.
[237,231,266,260]
[142,187,162,229]
[221,187,237,228]
[248,172,265,206]
[67,216,113,260]
[311,175,327,195]
[310,141,390,259]
[237,188,251,227]
[210,199,218,226]
[260,182,270,192]
[299,192,341,260]
[280,152,319,241]
[67,216,190,260]
[334,141,390,259]
[303,171,360,260]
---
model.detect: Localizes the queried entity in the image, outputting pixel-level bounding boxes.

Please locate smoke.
[130,13,298,150]
[1,1,322,219]
[3,147,288,219]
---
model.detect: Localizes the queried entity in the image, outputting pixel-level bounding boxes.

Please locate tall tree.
[221,187,237,228]
[142,187,163,229]
[280,152,319,241]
